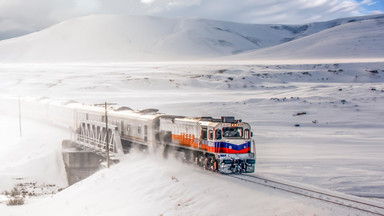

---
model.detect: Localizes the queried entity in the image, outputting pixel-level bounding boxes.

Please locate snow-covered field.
[0,61,383,215]
[0,11,383,216]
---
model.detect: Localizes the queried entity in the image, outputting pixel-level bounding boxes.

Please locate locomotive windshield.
[223,127,243,138]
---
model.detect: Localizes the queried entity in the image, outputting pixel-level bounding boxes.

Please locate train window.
[138,126,141,134]
[202,127,207,140]
[208,130,213,140]
[245,129,250,139]
[215,129,222,140]
[121,121,124,135]
[144,125,148,142]
[223,127,243,138]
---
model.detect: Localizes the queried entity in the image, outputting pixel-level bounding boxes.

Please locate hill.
[227,16,384,61]
[0,14,383,62]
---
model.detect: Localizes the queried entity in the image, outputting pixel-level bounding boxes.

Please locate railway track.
[229,174,384,216]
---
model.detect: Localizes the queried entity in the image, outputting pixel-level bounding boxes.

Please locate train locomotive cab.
[201,116,255,174]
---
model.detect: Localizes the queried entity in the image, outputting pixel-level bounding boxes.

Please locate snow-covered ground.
[0,119,357,216]
[0,61,383,215]
[0,115,68,191]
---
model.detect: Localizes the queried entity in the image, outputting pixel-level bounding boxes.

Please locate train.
[14,97,256,174]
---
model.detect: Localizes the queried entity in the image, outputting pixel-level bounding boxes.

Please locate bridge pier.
[62,140,104,185]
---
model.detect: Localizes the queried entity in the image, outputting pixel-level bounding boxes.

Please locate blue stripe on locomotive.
[202,140,251,151]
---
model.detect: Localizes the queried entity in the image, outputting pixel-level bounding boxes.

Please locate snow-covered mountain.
[228,15,384,60]
[0,14,383,62]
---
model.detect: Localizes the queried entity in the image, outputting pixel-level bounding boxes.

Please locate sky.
[0,0,383,40]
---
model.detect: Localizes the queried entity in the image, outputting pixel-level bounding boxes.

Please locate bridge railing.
[72,120,124,158]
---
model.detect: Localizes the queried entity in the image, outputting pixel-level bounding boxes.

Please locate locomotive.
[17,97,256,174]
[159,116,255,173]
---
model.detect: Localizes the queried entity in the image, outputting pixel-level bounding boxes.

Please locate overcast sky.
[0,0,383,39]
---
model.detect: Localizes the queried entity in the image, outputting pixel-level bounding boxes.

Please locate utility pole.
[105,101,109,168]
[18,97,22,137]
[95,102,117,168]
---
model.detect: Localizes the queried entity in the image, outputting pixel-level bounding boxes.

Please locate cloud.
[140,0,154,5]
[0,0,380,39]
[95,0,377,24]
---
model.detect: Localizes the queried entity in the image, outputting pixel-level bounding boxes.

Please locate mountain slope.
[227,17,384,61]
[0,14,382,62]
[0,15,287,62]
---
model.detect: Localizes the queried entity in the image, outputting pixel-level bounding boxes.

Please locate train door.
[199,126,207,150]
[244,129,250,139]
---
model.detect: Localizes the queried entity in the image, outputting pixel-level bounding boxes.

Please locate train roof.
[21,97,246,124]
[44,98,165,121]
[160,115,235,127]
[108,108,164,121]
